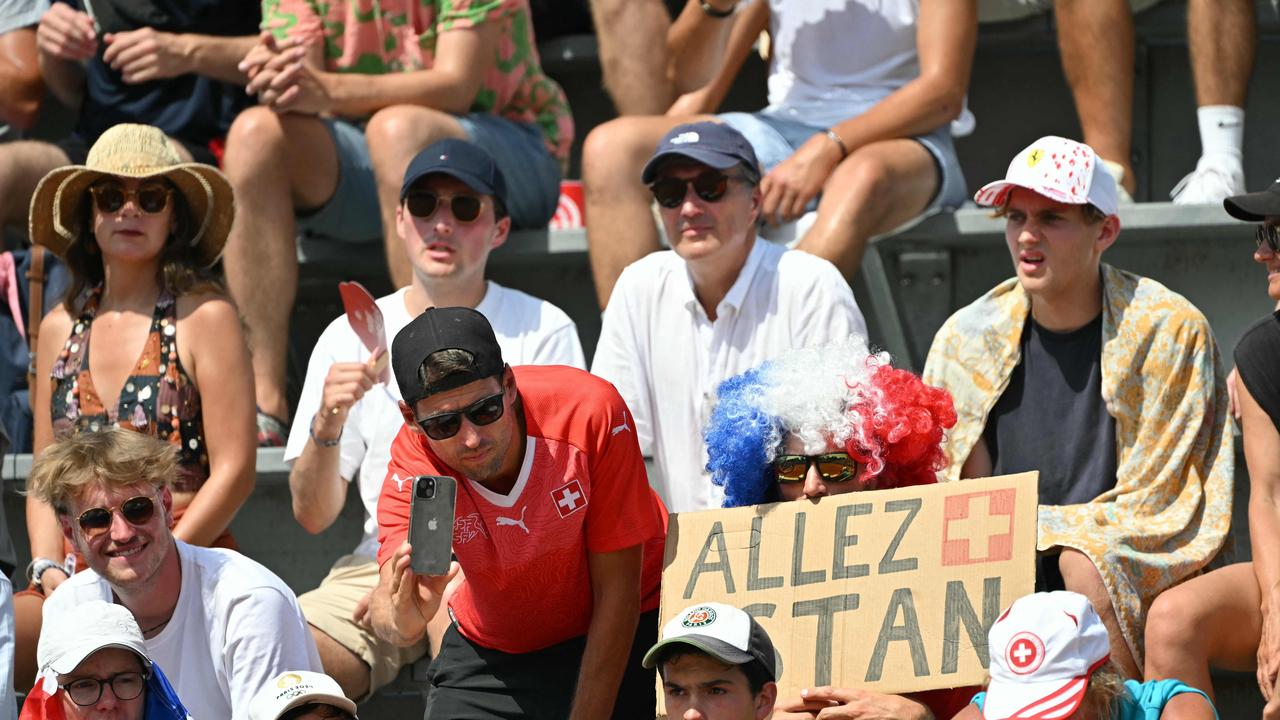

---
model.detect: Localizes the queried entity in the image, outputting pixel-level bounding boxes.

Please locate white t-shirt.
[44,541,322,720]
[592,239,867,512]
[285,282,586,557]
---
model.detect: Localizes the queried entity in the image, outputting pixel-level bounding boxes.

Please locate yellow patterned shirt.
[923,263,1234,664]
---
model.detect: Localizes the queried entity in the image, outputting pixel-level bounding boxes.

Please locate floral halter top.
[50,287,209,492]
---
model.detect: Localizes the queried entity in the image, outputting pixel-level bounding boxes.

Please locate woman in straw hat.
[14,123,255,690]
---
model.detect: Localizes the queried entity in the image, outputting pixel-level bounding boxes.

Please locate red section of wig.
[844,365,958,489]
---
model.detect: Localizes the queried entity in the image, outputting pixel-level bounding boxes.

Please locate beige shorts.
[978,0,1165,24]
[298,554,429,696]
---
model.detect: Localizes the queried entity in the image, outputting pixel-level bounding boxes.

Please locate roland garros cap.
[248,671,358,720]
[982,591,1111,720]
[392,306,505,405]
[642,602,781,682]
[641,121,761,184]
[38,600,151,676]
[974,136,1119,216]
[1224,178,1280,222]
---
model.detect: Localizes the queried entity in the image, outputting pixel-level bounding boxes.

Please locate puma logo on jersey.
[611,412,632,436]
[391,473,408,493]
[495,506,529,534]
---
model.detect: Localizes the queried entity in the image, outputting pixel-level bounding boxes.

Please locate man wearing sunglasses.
[284,139,583,701]
[923,136,1234,681]
[28,428,323,718]
[370,307,666,719]
[592,121,866,513]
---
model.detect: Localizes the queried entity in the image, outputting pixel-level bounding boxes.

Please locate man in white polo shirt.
[592,121,866,512]
[285,139,584,701]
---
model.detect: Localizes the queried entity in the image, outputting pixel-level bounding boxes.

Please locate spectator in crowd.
[979,0,1253,204]
[923,136,1234,680]
[286,140,584,700]
[370,307,666,719]
[591,122,866,512]
[22,601,190,720]
[28,427,321,717]
[0,0,258,235]
[16,123,256,691]
[249,671,358,720]
[642,602,779,720]
[0,0,44,137]
[954,591,1216,720]
[582,0,976,308]
[1142,181,1280,718]
[706,340,970,720]
[224,0,572,443]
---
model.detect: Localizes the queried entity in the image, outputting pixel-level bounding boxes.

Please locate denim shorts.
[716,110,969,217]
[297,114,562,241]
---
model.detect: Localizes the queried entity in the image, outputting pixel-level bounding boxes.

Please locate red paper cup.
[550,180,585,230]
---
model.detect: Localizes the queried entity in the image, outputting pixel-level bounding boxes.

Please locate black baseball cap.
[1225,179,1280,222]
[392,307,506,405]
[399,138,508,207]
[642,603,781,682]
[640,121,761,185]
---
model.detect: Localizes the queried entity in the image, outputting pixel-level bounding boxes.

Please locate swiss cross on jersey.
[551,480,587,518]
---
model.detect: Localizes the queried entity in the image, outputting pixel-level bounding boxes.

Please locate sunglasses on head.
[649,170,748,209]
[416,389,506,440]
[772,452,859,484]
[61,670,149,707]
[89,182,172,215]
[1257,224,1280,254]
[76,495,157,538]
[405,191,484,223]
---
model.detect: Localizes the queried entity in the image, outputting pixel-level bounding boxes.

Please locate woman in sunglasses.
[15,124,255,687]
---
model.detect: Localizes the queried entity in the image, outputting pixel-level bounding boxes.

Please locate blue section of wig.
[705,364,778,508]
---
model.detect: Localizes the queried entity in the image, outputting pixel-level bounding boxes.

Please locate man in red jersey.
[369,306,667,720]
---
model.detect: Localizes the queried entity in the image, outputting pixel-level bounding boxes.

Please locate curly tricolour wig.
[705,338,957,508]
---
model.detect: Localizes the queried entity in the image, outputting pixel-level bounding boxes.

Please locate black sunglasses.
[90,182,172,214]
[1257,224,1280,254]
[61,670,149,706]
[649,171,748,209]
[405,191,484,223]
[416,390,506,440]
[772,452,859,484]
[76,495,157,538]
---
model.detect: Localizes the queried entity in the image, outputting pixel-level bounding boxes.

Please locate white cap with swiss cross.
[973,136,1118,216]
[982,591,1110,719]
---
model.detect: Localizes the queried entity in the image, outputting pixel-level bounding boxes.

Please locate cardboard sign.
[338,281,390,383]
[659,473,1038,705]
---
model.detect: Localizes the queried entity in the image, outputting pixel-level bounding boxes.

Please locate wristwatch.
[26,557,68,590]
[700,0,737,18]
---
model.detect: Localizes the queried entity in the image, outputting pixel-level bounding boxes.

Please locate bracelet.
[824,129,849,159]
[700,1,736,18]
[310,416,342,448]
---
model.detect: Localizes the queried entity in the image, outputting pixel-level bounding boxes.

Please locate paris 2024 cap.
[392,306,505,406]
[973,136,1118,216]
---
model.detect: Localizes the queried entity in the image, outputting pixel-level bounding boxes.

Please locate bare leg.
[589,0,674,116]
[311,625,372,700]
[222,108,339,422]
[0,141,70,229]
[12,590,42,693]
[582,114,701,308]
[1054,0,1136,196]
[1057,548,1140,679]
[1187,0,1254,108]
[364,105,468,290]
[795,139,938,279]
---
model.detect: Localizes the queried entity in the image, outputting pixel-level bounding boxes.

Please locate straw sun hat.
[28,123,234,267]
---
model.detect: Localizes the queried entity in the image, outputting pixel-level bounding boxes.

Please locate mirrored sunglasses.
[416,390,506,440]
[76,495,157,538]
[405,191,484,223]
[772,452,859,483]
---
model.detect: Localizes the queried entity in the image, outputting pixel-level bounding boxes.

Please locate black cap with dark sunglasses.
[399,138,508,208]
[392,306,506,406]
[1225,179,1280,222]
[641,121,761,185]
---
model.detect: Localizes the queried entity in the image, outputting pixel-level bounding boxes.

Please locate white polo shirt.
[592,239,867,512]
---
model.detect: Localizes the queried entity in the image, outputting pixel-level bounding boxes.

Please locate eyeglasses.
[772,452,859,484]
[405,191,484,223]
[61,670,148,706]
[1257,224,1280,254]
[89,182,172,214]
[76,496,157,538]
[416,390,506,440]
[649,171,748,209]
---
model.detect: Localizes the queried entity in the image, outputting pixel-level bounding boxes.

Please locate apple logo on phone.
[428,518,438,531]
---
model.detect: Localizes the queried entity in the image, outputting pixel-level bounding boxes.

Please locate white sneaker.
[1170,155,1246,205]
[1100,160,1134,205]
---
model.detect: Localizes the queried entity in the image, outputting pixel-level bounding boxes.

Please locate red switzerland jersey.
[378,365,667,654]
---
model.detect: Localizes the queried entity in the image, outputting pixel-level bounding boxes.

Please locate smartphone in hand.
[409,475,456,576]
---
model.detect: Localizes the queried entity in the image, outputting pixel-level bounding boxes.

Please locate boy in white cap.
[923,136,1233,680]
[642,602,779,720]
[956,591,1216,719]
[248,671,357,720]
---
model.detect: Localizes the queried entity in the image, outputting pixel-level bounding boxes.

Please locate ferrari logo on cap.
[682,606,717,627]
[1027,149,1044,168]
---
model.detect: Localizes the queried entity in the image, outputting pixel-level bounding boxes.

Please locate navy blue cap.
[399,139,508,207]
[640,121,761,185]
